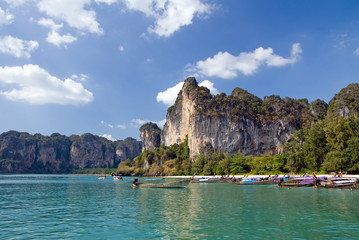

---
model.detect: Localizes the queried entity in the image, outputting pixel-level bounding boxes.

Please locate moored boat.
[191,177,227,183]
[278,177,315,187]
[233,177,274,185]
[113,176,123,180]
[98,175,106,180]
[316,177,358,189]
[132,178,191,188]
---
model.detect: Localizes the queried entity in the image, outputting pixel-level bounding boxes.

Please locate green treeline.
[117,114,359,176]
[284,114,359,173]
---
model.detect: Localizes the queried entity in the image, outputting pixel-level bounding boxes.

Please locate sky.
[1,0,359,141]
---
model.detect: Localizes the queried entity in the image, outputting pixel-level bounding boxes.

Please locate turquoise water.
[1,175,359,239]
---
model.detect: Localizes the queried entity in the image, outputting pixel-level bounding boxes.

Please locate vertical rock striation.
[161,77,321,159]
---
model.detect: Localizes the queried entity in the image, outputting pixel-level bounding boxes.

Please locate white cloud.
[156,81,183,106]
[354,48,359,56]
[0,7,14,25]
[156,80,218,106]
[131,118,147,127]
[38,18,77,47]
[101,121,127,129]
[199,80,219,95]
[0,35,39,58]
[0,64,93,105]
[71,74,88,82]
[156,119,166,128]
[189,43,302,79]
[117,124,126,129]
[101,120,114,128]
[101,134,117,141]
[37,0,103,35]
[119,45,124,51]
[131,118,166,128]
[122,0,213,37]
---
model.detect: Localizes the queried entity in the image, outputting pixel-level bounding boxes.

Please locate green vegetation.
[283,114,359,173]
[118,113,359,176]
[116,135,288,176]
[191,86,317,128]
[328,83,359,114]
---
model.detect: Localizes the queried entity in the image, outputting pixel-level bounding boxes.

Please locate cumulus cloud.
[0,7,14,25]
[354,48,359,56]
[0,64,93,105]
[188,43,302,79]
[199,80,219,95]
[156,81,184,106]
[37,0,103,35]
[156,80,219,106]
[0,35,38,58]
[38,18,77,47]
[122,0,213,37]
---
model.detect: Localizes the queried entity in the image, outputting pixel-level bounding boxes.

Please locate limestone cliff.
[139,122,161,152]
[0,131,142,173]
[161,77,320,159]
[328,83,359,118]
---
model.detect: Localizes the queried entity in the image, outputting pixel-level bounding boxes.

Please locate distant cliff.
[142,77,330,159]
[0,131,142,173]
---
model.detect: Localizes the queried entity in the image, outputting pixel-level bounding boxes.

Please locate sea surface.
[1,174,359,239]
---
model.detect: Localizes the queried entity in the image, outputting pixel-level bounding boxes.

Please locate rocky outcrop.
[0,131,142,173]
[115,137,142,162]
[328,83,359,118]
[140,122,161,152]
[161,77,320,159]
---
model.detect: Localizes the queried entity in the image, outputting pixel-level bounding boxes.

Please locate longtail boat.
[278,177,315,187]
[132,179,191,188]
[191,177,228,183]
[233,177,274,185]
[316,177,358,189]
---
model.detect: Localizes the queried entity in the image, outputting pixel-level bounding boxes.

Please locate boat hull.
[279,182,314,187]
[133,179,191,188]
[233,179,274,185]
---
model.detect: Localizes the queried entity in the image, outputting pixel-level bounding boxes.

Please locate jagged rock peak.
[183,77,198,90]
[329,83,359,118]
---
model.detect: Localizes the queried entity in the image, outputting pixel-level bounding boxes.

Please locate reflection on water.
[1,175,359,239]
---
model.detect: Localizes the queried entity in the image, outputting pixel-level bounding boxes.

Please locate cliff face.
[328,83,359,118]
[161,77,320,159]
[139,123,161,152]
[0,131,142,173]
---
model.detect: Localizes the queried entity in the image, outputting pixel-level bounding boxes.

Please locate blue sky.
[0,0,359,141]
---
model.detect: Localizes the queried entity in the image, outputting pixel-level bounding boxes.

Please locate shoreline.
[164,174,359,179]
